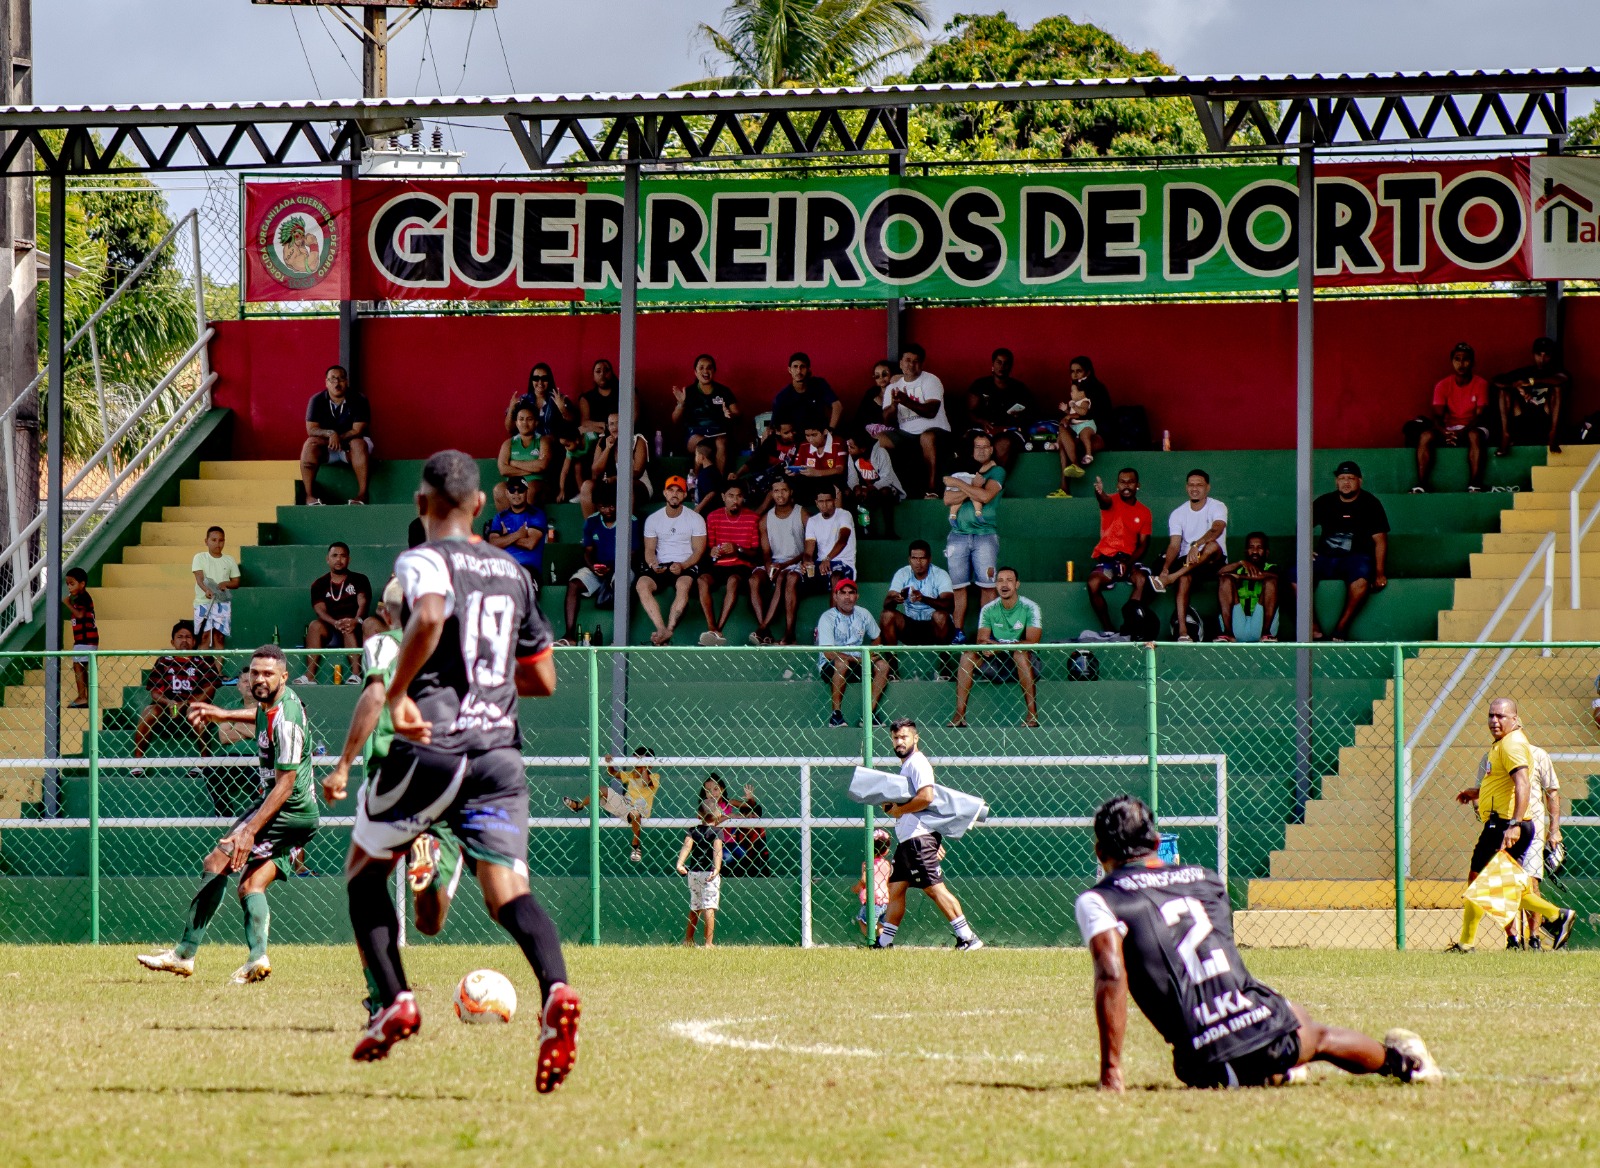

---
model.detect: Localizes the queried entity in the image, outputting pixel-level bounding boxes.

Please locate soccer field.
[6,944,1597,1167]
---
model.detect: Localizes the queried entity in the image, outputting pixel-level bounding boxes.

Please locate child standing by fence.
[191,525,240,651]
[676,801,724,947]
[63,567,97,709]
[855,828,892,940]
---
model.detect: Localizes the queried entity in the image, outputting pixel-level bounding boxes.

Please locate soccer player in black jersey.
[326,450,578,1088]
[1078,796,1440,1091]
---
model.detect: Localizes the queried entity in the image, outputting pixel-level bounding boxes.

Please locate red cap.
[832,577,858,594]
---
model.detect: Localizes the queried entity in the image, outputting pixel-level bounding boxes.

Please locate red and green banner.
[243,158,1542,304]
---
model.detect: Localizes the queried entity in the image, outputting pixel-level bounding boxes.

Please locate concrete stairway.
[1239,447,1599,948]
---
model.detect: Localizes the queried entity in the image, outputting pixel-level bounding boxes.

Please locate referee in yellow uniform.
[1449,698,1576,952]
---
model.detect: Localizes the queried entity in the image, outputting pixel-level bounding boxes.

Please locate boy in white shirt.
[1154,469,1227,642]
[191,525,241,651]
[803,485,856,588]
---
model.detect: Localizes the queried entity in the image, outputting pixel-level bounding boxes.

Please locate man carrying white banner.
[871,718,984,951]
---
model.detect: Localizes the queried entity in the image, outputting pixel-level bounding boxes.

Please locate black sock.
[496,893,568,1003]
[348,863,407,1008]
[1379,1044,1411,1080]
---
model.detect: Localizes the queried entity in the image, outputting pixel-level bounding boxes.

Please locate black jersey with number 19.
[1075,863,1298,1070]
[393,537,553,754]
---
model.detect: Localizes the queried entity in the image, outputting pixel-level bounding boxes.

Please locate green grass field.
[6,944,1599,1167]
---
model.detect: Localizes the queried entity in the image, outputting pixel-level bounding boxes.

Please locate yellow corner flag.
[1463,851,1532,928]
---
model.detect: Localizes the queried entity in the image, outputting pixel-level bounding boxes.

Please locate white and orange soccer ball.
[454,969,518,1024]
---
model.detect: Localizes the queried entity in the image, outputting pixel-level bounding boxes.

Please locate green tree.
[686,0,933,88]
[903,12,1211,160]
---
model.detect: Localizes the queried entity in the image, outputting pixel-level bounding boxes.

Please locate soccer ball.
[454,969,518,1024]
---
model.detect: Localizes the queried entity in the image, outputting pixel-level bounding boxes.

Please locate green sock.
[176,872,229,959]
[362,963,382,1007]
[242,891,270,963]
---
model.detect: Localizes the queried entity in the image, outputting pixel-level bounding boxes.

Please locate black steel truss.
[0,119,367,175]
[1191,89,1567,150]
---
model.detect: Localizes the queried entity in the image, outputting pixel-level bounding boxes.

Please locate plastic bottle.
[580,630,590,646]
[856,505,871,532]
[653,430,664,457]
[1066,560,1074,582]
[332,663,342,686]
[1161,429,1172,452]
[272,625,280,645]
[547,521,558,543]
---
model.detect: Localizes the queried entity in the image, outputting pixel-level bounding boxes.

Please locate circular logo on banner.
[258,195,339,290]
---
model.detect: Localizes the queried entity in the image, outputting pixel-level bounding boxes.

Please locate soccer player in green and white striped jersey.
[137,644,320,983]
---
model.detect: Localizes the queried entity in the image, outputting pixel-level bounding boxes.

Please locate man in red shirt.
[698,481,763,645]
[792,422,848,508]
[1086,469,1153,635]
[1412,341,1489,493]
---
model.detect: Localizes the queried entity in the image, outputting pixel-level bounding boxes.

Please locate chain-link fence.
[0,642,1595,950]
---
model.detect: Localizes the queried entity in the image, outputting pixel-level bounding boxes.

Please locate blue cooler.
[1158,833,1181,865]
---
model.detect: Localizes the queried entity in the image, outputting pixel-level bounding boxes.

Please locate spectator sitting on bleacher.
[753,477,807,646]
[671,353,740,474]
[495,403,550,511]
[691,439,725,517]
[559,483,638,645]
[296,541,381,684]
[1085,469,1153,636]
[1049,356,1111,497]
[1410,341,1489,493]
[737,417,800,513]
[587,412,653,517]
[803,484,856,588]
[484,476,548,587]
[301,364,372,506]
[817,577,890,728]
[1286,461,1389,643]
[1153,469,1227,643]
[883,342,950,499]
[698,481,762,647]
[966,347,1033,470]
[131,620,221,777]
[772,352,841,432]
[793,420,849,508]
[845,429,904,539]
[880,539,955,648]
[853,359,896,439]
[551,417,589,504]
[949,567,1042,729]
[943,432,1005,638]
[1493,336,1567,456]
[503,362,575,437]
[1216,532,1280,644]
[578,357,628,442]
[638,476,707,645]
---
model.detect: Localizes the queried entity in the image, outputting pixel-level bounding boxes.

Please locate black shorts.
[641,564,701,592]
[896,616,948,645]
[1174,1027,1303,1089]
[888,833,944,889]
[1469,815,1534,875]
[705,562,753,589]
[353,741,530,874]
[313,617,361,643]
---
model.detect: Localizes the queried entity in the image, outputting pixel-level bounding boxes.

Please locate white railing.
[0,752,1229,950]
[1569,447,1600,609]
[0,210,214,641]
[1405,532,1556,804]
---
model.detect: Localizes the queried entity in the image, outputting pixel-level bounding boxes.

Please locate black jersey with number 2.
[1076,863,1298,1068]
[393,536,554,754]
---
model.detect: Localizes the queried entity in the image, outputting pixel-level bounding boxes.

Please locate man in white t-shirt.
[1154,469,1228,642]
[637,475,707,645]
[882,343,950,499]
[803,484,856,587]
[873,718,982,950]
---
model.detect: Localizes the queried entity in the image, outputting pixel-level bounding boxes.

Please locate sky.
[32,0,1600,269]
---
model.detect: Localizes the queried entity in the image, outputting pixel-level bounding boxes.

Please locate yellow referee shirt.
[1480,728,1533,822]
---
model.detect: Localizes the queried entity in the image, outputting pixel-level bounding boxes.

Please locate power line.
[289,10,324,99]
[490,8,518,92]
[313,7,362,87]
[421,11,458,151]
[455,11,479,95]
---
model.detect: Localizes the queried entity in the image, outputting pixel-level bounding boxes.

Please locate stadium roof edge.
[6,66,1600,128]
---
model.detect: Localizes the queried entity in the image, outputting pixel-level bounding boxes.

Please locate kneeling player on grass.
[1079,795,1440,1091]
[325,577,464,1018]
[328,450,579,1090]
[137,644,318,984]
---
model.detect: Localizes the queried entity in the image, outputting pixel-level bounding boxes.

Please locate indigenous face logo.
[258,195,339,290]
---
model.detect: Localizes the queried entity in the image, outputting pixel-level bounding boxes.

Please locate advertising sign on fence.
[243,158,1542,304]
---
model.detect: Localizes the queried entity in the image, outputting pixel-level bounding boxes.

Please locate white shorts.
[194,600,232,637]
[1522,818,1545,882]
[687,871,721,912]
[599,784,649,821]
[324,436,373,465]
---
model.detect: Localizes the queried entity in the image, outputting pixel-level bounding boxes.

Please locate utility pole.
[0,0,35,590]
[252,1,495,388]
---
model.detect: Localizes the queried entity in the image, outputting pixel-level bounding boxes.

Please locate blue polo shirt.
[581,513,642,568]
[486,505,547,572]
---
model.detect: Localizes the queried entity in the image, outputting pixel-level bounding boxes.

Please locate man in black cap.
[1286,461,1389,642]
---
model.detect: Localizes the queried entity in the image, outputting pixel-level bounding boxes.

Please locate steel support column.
[886,146,904,359]
[43,166,63,815]
[609,161,641,749]
[1292,142,1315,821]
[1546,137,1565,347]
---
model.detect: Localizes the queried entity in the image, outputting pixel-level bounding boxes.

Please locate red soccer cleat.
[536,983,581,1094]
[352,991,421,1062]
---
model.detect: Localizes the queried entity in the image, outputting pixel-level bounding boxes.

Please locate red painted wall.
[211,297,1592,460]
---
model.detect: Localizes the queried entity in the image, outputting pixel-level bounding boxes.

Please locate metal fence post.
[1144,642,1159,816]
[1392,642,1407,951]
[799,764,813,948]
[861,646,877,941]
[587,646,602,946]
[88,652,100,945]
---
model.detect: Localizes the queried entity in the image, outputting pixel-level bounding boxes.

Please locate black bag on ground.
[1120,598,1160,640]
[1168,607,1206,642]
[1068,649,1099,681]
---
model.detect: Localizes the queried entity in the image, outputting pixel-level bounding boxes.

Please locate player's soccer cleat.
[1442,942,1474,954]
[352,991,421,1062]
[1542,907,1577,951]
[408,834,440,893]
[1506,932,1525,951]
[954,936,985,951]
[229,955,271,984]
[1285,1065,1309,1085]
[536,983,582,1094]
[1383,1029,1442,1084]
[136,949,194,977]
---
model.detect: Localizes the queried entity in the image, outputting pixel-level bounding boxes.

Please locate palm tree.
[686,0,932,89]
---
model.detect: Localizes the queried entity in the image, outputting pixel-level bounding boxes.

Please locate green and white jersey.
[255,686,319,827]
[361,627,403,768]
[978,594,1042,644]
